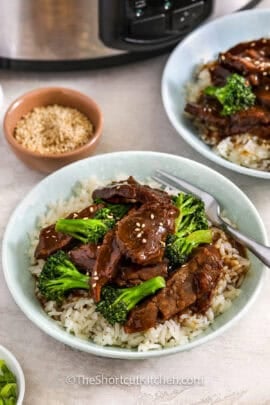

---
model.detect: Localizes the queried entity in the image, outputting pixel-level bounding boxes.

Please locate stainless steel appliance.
[0,0,261,70]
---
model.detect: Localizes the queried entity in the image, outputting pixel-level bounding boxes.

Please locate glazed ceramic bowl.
[0,345,25,405]
[3,87,103,173]
[2,152,267,359]
[162,9,270,178]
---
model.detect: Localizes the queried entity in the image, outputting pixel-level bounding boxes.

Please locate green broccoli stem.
[44,276,90,293]
[55,218,110,244]
[185,229,212,248]
[114,276,166,311]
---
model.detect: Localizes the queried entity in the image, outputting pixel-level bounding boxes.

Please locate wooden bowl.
[3,87,103,173]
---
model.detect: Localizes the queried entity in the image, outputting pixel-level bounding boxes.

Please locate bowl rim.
[0,344,25,404]
[2,151,268,359]
[3,86,103,160]
[162,9,270,179]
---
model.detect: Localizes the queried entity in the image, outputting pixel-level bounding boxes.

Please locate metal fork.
[152,169,270,268]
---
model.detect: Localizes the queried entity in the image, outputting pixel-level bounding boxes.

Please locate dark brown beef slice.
[185,101,228,128]
[92,177,138,203]
[208,62,232,86]
[124,300,159,333]
[219,38,270,79]
[114,261,168,287]
[116,202,179,266]
[68,243,98,273]
[92,176,172,205]
[228,106,270,135]
[91,230,122,302]
[124,246,222,333]
[34,203,104,260]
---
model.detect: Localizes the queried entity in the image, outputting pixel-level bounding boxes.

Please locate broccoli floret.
[96,276,166,325]
[94,202,131,221]
[166,229,212,268]
[204,73,256,116]
[55,217,113,244]
[0,360,17,405]
[173,193,208,236]
[166,193,211,268]
[55,202,130,244]
[38,251,90,301]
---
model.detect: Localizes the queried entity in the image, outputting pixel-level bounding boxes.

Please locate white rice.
[186,66,270,171]
[29,178,250,352]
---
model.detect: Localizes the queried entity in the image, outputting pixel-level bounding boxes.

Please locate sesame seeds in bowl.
[3,87,103,173]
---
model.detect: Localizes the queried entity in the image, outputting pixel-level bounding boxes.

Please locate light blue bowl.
[2,152,267,359]
[162,9,270,179]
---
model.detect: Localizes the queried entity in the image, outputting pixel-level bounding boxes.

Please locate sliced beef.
[254,88,270,108]
[34,225,73,261]
[116,202,179,266]
[91,230,122,302]
[92,176,172,205]
[124,300,159,333]
[219,39,270,80]
[68,243,98,273]
[124,246,222,333]
[185,102,228,128]
[34,203,104,260]
[92,177,138,203]
[228,106,270,135]
[208,62,232,86]
[114,261,168,287]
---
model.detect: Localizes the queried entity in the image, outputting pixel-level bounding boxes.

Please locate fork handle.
[219,217,270,267]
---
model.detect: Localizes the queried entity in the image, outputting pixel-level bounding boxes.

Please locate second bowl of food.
[3,87,103,173]
[2,151,267,359]
[162,9,270,178]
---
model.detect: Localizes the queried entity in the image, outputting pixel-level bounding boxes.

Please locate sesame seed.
[251,42,256,47]
[13,104,94,154]
[266,86,269,90]
[141,224,145,228]
[221,55,225,61]
[263,71,268,76]
[142,238,147,244]
[51,235,56,239]
[90,207,94,212]
[137,232,142,238]
[73,213,78,218]
[159,222,163,226]
[92,283,96,288]
[83,217,89,220]
[208,108,212,112]
[260,50,265,55]
[135,228,140,232]
[262,38,267,43]
[254,60,260,65]
[92,271,97,276]
[150,214,155,219]
[136,222,141,227]
[107,215,114,219]
[160,241,166,247]
[116,186,120,190]
[93,276,99,281]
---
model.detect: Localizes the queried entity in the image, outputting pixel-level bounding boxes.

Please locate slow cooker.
[0,0,262,70]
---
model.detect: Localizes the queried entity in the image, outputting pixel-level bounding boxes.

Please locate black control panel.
[100,0,212,52]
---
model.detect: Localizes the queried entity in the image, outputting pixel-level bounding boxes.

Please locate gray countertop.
[1,3,270,404]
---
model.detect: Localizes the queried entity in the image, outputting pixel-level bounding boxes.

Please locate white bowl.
[2,151,267,359]
[162,9,270,178]
[0,345,25,404]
